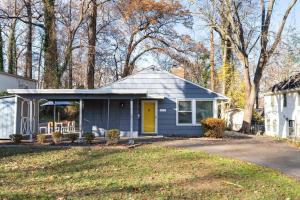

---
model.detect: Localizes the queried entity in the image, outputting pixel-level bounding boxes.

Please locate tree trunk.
[68,55,73,88]
[0,25,4,72]
[240,83,257,133]
[86,0,97,89]
[7,21,17,74]
[68,0,72,89]
[43,0,59,88]
[25,0,33,79]
[209,28,215,91]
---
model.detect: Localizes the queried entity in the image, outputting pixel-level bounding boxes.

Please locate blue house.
[6,67,227,139]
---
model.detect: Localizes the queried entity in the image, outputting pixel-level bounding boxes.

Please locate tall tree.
[43,0,59,88]
[86,0,97,89]
[199,0,298,132]
[0,25,4,72]
[24,0,33,78]
[209,28,215,91]
[118,0,192,77]
[7,0,18,75]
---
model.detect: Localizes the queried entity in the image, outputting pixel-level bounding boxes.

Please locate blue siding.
[0,97,15,139]
[82,99,139,133]
[100,69,220,136]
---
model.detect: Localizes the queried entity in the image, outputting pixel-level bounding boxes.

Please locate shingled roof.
[271,73,300,92]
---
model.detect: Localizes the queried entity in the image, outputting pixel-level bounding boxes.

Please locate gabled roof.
[7,66,228,100]
[100,66,228,100]
[271,72,300,92]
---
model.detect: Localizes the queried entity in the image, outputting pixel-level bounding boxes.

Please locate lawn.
[0,145,300,199]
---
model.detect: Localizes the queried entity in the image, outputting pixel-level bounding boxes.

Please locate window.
[283,94,287,107]
[178,100,192,124]
[177,99,214,125]
[196,101,213,123]
[289,120,295,128]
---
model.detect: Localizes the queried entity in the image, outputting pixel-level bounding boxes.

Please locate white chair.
[68,121,75,132]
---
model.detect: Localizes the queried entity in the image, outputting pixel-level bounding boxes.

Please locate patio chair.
[69,121,76,132]
[48,122,54,133]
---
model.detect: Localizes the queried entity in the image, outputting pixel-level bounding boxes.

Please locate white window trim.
[176,98,217,126]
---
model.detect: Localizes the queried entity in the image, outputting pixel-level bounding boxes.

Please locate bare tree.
[43,0,59,88]
[0,25,4,72]
[198,0,298,132]
[24,0,33,78]
[86,0,97,89]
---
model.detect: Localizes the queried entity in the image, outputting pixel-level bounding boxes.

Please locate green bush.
[201,118,225,138]
[52,132,62,143]
[37,134,47,144]
[67,133,78,143]
[9,134,23,144]
[84,132,95,144]
[106,129,120,145]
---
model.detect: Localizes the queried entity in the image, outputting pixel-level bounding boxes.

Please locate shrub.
[37,134,47,144]
[84,132,95,144]
[201,118,225,138]
[52,132,62,143]
[9,134,23,144]
[106,129,120,145]
[67,133,78,143]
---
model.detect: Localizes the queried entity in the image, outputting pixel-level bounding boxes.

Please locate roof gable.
[100,67,227,99]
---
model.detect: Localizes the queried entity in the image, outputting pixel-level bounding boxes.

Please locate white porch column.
[130,99,133,134]
[79,99,83,139]
[29,100,33,141]
[13,96,18,135]
[213,99,218,118]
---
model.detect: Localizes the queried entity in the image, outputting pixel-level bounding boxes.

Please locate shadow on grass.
[0,146,69,159]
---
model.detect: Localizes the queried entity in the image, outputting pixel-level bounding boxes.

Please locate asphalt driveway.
[161,132,300,180]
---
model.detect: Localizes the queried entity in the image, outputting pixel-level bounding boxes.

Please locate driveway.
[161,132,300,180]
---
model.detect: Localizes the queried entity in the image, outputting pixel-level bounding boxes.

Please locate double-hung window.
[177,99,214,125]
[177,100,193,124]
[196,101,213,124]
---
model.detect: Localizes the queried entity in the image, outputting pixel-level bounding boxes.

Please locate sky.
[138,0,300,69]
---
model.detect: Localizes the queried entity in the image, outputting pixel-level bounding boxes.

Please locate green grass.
[0,145,299,199]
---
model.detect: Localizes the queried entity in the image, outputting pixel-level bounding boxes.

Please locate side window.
[196,101,213,124]
[283,94,287,107]
[177,100,192,124]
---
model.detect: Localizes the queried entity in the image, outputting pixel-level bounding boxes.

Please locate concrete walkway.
[161,132,300,180]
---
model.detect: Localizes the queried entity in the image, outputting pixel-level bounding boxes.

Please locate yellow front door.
[143,101,156,133]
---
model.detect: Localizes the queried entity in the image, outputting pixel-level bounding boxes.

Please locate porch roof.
[7,88,165,100]
[7,88,148,95]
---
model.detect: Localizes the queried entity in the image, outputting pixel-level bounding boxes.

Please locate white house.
[264,73,300,138]
[0,72,37,92]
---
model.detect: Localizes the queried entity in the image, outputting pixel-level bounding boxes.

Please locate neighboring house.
[5,67,227,139]
[0,72,37,92]
[0,72,37,139]
[264,73,300,138]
